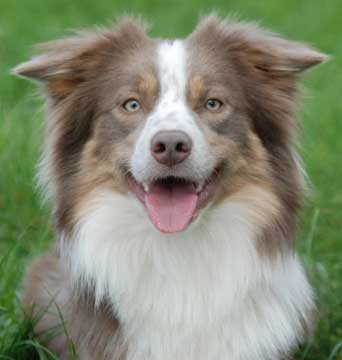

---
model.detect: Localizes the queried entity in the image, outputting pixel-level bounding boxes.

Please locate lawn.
[0,0,341,358]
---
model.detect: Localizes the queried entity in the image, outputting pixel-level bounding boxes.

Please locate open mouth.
[128,170,221,234]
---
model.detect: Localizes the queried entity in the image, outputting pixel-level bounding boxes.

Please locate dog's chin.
[127,169,222,234]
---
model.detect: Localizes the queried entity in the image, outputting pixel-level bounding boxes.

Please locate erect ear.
[236,25,328,74]
[195,16,328,75]
[12,17,149,99]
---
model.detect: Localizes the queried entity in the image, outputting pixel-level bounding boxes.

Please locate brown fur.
[23,251,126,359]
[14,15,326,359]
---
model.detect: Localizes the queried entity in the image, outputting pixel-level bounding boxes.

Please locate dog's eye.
[123,99,141,112]
[205,99,223,111]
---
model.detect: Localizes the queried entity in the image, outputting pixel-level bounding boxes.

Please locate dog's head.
[14,16,326,236]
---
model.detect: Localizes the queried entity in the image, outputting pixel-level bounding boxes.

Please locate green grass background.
[0,0,341,358]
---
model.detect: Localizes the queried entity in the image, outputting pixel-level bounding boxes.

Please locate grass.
[0,0,341,358]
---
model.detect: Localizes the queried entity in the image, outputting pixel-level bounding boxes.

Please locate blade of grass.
[328,340,342,360]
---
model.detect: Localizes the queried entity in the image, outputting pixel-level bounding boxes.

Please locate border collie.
[13,16,327,360]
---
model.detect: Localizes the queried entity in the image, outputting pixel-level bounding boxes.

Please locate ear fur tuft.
[12,17,149,97]
[193,15,328,74]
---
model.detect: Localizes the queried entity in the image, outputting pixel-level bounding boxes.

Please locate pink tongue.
[145,182,198,233]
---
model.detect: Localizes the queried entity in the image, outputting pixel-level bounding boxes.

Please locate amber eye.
[123,99,141,112]
[205,99,223,111]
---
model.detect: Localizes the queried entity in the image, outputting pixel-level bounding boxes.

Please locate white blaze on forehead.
[150,40,190,130]
[158,40,187,102]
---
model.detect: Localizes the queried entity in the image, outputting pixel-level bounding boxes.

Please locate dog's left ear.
[194,16,328,75]
[236,26,329,74]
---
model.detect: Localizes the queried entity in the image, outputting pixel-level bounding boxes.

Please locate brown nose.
[151,130,192,167]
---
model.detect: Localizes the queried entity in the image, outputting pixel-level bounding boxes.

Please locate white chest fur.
[64,190,314,360]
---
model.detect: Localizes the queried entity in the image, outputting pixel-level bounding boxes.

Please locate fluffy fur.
[14,16,327,359]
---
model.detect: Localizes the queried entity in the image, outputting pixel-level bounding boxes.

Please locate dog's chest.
[123,322,232,360]
[103,247,311,360]
[116,272,238,360]
[69,198,313,360]
[106,245,268,360]
[107,235,244,359]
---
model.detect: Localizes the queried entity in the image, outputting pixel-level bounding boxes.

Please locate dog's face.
[14,17,326,235]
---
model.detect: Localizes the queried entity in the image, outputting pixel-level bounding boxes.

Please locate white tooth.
[196,181,204,193]
[143,182,150,192]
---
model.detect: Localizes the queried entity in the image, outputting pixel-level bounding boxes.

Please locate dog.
[13,15,327,359]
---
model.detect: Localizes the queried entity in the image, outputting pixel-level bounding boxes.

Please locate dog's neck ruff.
[61,188,313,360]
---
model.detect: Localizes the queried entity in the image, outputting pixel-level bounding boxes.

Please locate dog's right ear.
[12,18,148,99]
